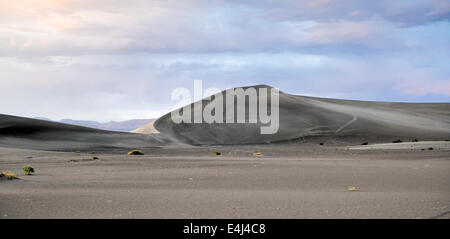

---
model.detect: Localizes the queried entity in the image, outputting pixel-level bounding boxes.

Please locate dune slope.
[131,121,159,134]
[0,114,171,151]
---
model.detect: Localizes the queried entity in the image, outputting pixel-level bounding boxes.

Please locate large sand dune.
[151,85,450,145]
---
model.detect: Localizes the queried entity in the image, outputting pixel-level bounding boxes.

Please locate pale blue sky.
[0,0,449,121]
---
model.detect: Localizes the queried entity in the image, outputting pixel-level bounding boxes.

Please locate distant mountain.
[33,117,154,132]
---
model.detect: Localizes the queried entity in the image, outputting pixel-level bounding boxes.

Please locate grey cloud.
[233,0,450,26]
[3,0,448,57]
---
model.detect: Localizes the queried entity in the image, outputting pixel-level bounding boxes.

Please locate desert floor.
[1,143,449,219]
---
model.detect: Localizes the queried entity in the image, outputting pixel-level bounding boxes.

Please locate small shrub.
[92,156,99,160]
[23,165,34,175]
[253,152,263,157]
[213,152,221,156]
[392,140,403,143]
[361,142,369,145]
[427,147,434,150]
[319,143,324,146]
[128,149,144,155]
[412,139,419,142]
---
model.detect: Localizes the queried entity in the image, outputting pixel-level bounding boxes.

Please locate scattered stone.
[69,158,98,162]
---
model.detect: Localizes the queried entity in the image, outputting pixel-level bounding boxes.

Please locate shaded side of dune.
[0,114,174,151]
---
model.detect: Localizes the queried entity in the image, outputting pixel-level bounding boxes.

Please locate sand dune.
[153,85,450,145]
[1,85,449,150]
[0,114,171,151]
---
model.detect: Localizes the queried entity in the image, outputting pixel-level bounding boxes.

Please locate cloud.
[239,0,450,26]
[394,75,450,97]
[396,80,450,97]
[1,0,449,56]
[0,1,449,120]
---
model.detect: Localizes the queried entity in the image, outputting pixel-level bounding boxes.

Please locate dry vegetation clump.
[128,149,144,155]
[253,152,263,157]
[0,171,20,180]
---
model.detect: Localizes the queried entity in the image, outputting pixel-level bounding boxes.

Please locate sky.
[0,0,449,121]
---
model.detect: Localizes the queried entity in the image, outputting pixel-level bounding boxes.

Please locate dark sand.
[1,86,449,218]
[1,144,449,219]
